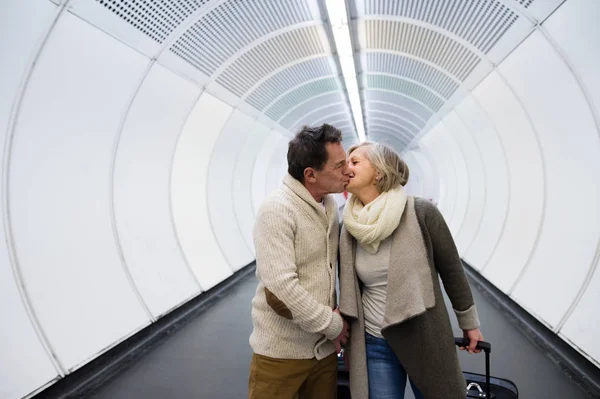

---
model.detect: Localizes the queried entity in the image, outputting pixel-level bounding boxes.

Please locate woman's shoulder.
[412,196,438,213]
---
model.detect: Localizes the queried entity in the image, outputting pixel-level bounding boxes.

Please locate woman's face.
[345,147,378,194]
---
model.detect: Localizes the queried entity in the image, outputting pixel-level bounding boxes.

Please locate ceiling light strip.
[325,0,366,142]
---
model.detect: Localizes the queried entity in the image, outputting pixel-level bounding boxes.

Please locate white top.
[355,236,392,338]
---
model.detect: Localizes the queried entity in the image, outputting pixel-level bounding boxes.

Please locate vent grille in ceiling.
[290,103,349,131]
[313,112,352,126]
[246,56,333,111]
[365,53,458,99]
[368,132,410,150]
[279,92,345,128]
[518,0,535,8]
[95,0,208,43]
[365,90,433,121]
[363,0,518,53]
[366,104,426,128]
[369,119,412,136]
[367,110,420,133]
[216,26,326,97]
[365,20,481,81]
[265,78,342,121]
[369,127,414,144]
[170,0,314,75]
[366,75,444,111]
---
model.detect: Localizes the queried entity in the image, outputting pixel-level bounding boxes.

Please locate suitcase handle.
[454,337,492,398]
[454,338,491,353]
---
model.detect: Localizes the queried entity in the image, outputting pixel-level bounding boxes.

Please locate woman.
[339,142,483,399]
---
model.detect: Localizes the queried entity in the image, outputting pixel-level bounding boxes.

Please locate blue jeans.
[366,333,425,399]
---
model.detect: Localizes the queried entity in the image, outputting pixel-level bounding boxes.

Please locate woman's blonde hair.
[348,141,409,192]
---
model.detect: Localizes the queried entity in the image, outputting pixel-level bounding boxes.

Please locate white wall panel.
[251,132,286,215]
[442,128,469,239]
[114,63,202,318]
[411,149,438,203]
[0,1,60,397]
[207,111,257,270]
[545,0,600,122]
[473,71,544,292]
[421,125,463,235]
[402,152,423,198]
[455,95,509,271]
[506,31,600,327]
[442,111,485,256]
[420,126,455,222]
[265,139,289,198]
[544,0,600,365]
[233,123,271,256]
[9,12,150,371]
[172,92,234,291]
[560,263,600,366]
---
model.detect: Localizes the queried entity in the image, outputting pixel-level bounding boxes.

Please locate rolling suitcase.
[454,337,519,399]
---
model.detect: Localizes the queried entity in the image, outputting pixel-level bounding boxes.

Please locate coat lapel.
[382,196,435,332]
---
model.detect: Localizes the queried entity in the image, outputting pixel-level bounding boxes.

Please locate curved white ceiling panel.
[172,92,234,291]
[233,123,271,256]
[455,95,510,272]
[507,31,600,329]
[0,0,62,397]
[207,110,259,270]
[113,63,202,318]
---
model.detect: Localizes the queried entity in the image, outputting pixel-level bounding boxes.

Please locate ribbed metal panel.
[246,56,333,111]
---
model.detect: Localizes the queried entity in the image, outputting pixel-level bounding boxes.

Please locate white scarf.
[342,186,407,254]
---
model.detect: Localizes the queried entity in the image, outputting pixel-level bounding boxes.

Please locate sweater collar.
[282,173,337,222]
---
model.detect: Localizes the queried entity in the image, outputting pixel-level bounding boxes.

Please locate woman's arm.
[419,199,483,351]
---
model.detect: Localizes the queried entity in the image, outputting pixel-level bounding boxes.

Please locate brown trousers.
[248,352,338,399]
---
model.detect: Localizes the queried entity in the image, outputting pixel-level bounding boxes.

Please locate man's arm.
[254,202,343,340]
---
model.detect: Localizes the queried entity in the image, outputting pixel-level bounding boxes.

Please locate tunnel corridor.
[2,0,600,398]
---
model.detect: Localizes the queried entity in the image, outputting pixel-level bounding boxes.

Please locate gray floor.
[92,271,590,399]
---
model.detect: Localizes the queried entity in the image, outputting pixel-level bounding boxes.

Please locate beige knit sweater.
[249,174,343,360]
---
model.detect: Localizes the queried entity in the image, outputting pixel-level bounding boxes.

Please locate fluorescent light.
[325,0,366,142]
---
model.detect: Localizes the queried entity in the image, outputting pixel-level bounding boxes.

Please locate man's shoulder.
[257,189,295,216]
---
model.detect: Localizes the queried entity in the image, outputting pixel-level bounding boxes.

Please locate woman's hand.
[461,328,484,354]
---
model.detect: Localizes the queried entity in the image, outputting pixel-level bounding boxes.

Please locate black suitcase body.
[455,338,519,399]
[336,339,518,399]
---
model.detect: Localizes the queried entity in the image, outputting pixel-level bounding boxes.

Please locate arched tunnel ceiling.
[76,0,563,150]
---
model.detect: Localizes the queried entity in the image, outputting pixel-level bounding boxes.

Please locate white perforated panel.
[363,0,519,53]
[290,103,349,131]
[170,0,314,75]
[365,20,481,80]
[279,91,345,128]
[366,74,443,111]
[95,0,208,43]
[265,77,341,120]
[216,25,326,97]
[366,102,427,127]
[246,56,333,110]
[365,52,459,98]
[365,90,433,121]
[367,110,420,134]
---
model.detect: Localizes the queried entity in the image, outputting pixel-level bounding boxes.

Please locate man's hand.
[460,328,484,354]
[333,308,350,353]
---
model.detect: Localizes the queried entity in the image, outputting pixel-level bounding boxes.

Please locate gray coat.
[339,197,480,399]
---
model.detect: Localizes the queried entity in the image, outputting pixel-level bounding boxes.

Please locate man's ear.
[304,167,317,183]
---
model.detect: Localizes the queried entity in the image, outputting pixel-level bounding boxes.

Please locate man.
[248,124,351,398]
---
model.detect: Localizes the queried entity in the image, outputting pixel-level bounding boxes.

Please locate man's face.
[313,142,350,194]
